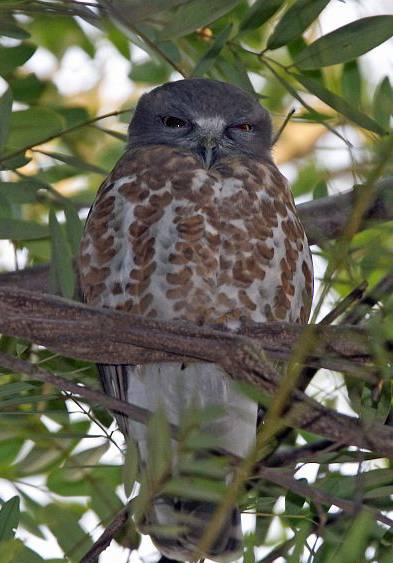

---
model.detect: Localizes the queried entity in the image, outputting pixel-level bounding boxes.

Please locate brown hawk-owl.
[79,78,313,561]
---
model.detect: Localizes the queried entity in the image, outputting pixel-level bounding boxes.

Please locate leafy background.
[0,0,393,561]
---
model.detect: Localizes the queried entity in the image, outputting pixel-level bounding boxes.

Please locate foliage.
[0,1,392,561]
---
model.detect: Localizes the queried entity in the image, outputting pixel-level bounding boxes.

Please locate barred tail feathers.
[146,498,243,562]
[99,361,257,561]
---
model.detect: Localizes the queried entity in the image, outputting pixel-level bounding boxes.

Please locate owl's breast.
[79,147,313,327]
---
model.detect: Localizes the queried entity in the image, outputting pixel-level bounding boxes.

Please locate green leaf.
[162,476,226,502]
[239,0,283,33]
[0,86,12,155]
[0,180,45,204]
[333,510,374,562]
[341,60,362,107]
[159,0,240,40]
[64,205,84,255]
[49,209,75,299]
[287,520,311,563]
[267,0,330,50]
[313,180,328,200]
[62,443,109,481]
[0,18,30,40]
[284,485,306,516]
[0,218,48,240]
[0,540,43,563]
[178,456,229,480]
[8,74,46,104]
[37,150,107,175]
[0,496,20,541]
[5,108,65,154]
[40,504,93,561]
[0,382,35,398]
[0,154,30,171]
[294,73,386,135]
[0,43,36,75]
[0,439,23,466]
[294,16,393,70]
[123,436,139,498]
[192,23,233,77]
[104,22,131,59]
[217,50,255,94]
[54,107,90,128]
[147,407,172,483]
[130,59,171,84]
[373,77,393,130]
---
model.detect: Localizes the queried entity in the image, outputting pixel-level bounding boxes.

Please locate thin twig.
[0,108,133,165]
[318,280,368,325]
[272,107,296,145]
[258,467,393,528]
[0,351,163,432]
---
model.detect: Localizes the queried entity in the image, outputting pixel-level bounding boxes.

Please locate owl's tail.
[144,496,243,562]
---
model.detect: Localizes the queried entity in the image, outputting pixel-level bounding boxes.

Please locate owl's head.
[128,78,272,167]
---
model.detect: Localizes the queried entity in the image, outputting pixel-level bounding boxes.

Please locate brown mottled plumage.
[80,146,312,323]
[79,78,313,563]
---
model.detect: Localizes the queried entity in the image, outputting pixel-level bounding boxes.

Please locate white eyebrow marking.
[195,116,226,131]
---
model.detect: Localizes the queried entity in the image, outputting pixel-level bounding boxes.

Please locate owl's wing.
[96,364,129,436]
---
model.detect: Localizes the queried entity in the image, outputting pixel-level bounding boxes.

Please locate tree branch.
[0,288,377,375]
[80,502,132,563]
[0,351,158,431]
[0,288,393,459]
[299,176,393,246]
[258,467,393,528]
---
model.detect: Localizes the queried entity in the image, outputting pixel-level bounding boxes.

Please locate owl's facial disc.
[128,78,273,165]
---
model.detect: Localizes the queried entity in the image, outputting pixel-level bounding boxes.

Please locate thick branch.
[0,177,391,293]
[1,288,393,459]
[299,176,393,246]
[0,288,375,374]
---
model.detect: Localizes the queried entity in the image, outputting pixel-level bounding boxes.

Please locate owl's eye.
[230,123,253,132]
[162,116,188,128]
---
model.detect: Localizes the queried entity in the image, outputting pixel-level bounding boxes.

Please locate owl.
[79,78,313,562]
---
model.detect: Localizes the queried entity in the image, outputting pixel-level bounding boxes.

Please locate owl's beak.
[199,135,218,168]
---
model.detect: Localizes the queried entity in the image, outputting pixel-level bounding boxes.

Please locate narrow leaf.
[295,73,386,135]
[267,0,330,50]
[162,476,226,502]
[0,496,20,541]
[62,443,109,481]
[159,0,240,40]
[37,150,107,175]
[147,407,172,483]
[0,19,30,40]
[239,0,283,33]
[49,209,75,299]
[0,382,34,398]
[123,436,139,498]
[0,86,12,154]
[0,180,45,204]
[64,205,84,255]
[5,108,64,154]
[192,24,233,77]
[0,43,36,75]
[341,60,362,107]
[294,16,393,70]
[333,510,374,562]
[373,76,393,130]
[0,218,48,240]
